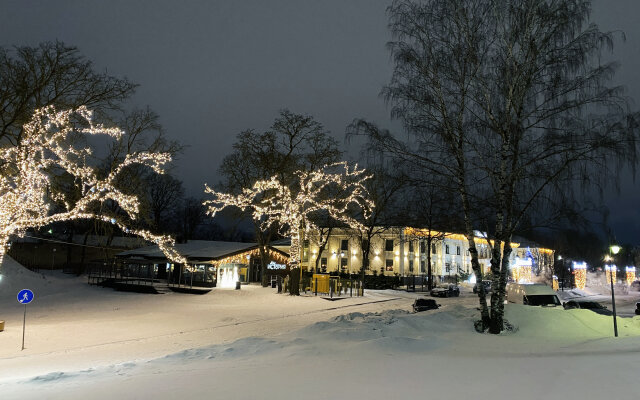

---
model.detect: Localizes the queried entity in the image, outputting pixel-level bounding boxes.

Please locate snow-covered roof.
[117,240,261,261]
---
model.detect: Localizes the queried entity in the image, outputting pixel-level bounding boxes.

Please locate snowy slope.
[1,256,640,400]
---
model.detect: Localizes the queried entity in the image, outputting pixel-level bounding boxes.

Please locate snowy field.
[1,256,640,400]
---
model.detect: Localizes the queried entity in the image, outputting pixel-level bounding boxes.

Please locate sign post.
[17,289,34,350]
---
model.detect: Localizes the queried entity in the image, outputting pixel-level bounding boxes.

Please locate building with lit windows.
[300,227,552,282]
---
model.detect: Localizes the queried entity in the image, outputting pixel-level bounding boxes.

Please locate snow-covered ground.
[1,256,640,400]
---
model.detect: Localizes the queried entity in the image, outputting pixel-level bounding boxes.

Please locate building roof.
[117,240,261,262]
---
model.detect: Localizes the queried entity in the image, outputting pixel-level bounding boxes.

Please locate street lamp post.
[558,255,564,291]
[608,245,621,337]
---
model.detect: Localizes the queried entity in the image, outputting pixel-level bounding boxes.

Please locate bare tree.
[344,163,405,292]
[0,41,136,145]
[402,177,460,289]
[177,197,208,241]
[146,174,184,232]
[354,0,638,333]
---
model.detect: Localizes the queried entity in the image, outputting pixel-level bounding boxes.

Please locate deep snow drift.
[1,256,640,400]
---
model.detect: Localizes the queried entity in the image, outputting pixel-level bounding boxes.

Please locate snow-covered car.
[413,298,440,312]
[473,280,492,294]
[430,285,460,298]
[506,283,561,306]
[563,301,612,316]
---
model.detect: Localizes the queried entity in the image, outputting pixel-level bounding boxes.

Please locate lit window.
[385,259,394,271]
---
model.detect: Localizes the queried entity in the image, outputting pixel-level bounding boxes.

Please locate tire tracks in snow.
[0,296,405,361]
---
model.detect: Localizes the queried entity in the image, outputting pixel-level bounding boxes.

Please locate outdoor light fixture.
[625,266,636,286]
[608,244,621,337]
[573,262,587,290]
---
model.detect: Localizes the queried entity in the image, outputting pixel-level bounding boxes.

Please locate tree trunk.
[489,239,504,334]
[426,237,433,290]
[289,267,300,295]
[314,227,332,273]
[288,226,302,295]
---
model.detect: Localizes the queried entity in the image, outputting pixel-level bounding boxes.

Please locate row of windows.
[304,239,474,258]
[313,257,464,274]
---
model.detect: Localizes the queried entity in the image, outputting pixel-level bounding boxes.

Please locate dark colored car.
[430,285,460,298]
[563,300,613,316]
[473,280,492,294]
[413,298,440,312]
[635,302,640,315]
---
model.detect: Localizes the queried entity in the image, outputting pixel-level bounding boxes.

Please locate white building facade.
[300,227,532,279]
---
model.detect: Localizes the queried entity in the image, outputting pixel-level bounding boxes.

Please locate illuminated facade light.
[605,265,617,285]
[573,262,587,290]
[626,266,636,286]
[513,258,533,283]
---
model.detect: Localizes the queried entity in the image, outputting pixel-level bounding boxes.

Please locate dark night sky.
[1,0,639,244]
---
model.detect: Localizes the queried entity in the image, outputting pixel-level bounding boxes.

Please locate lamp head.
[610,245,621,255]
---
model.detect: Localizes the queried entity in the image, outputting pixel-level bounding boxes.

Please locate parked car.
[413,298,440,312]
[506,283,561,306]
[563,300,613,316]
[430,285,460,298]
[473,280,492,294]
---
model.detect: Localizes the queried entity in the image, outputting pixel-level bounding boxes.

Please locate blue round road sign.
[17,289,34,304]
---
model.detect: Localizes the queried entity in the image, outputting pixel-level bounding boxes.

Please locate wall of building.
[301,227,523,278]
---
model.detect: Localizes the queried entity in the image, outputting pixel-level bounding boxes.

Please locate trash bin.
[235,281,241,290]
[0,320,4,332]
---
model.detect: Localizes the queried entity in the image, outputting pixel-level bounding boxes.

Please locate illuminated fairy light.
[626,266,636,286]
[605,265,617,285]
[218,265,239,288]
[0,106,186,273]
[204,162,373,271]
[573,262,587,290]
[513,258,532,283]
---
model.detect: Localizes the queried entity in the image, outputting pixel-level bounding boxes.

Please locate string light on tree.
[204,162,373,294]
[0,106,186,274]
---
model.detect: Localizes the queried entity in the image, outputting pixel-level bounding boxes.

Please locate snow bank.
[0,255,55,301]
[2,254,640,399]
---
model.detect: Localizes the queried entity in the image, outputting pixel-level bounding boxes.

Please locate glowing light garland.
[0,106,186,272]
[626,266,636,286]
[573,262,587,290]
[512,258,532,283]
[605,265,617,285]
[204,162,373,269]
